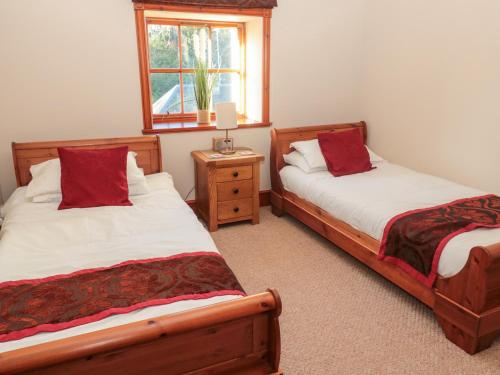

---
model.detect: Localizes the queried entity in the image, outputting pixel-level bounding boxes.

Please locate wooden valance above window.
[132,0,277,8]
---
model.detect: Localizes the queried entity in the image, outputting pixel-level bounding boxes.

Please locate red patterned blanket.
[378,195,500,287]
[0,252,245,343]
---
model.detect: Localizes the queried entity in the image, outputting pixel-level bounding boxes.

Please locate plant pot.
[197,109,210,124]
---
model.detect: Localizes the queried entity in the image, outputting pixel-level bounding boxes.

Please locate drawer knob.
[232,188,240,194]
[232,171,239,178]
[233,207,240,213]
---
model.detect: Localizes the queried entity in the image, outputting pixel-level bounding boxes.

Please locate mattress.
[0,173,240,353]
[279,162,500,278]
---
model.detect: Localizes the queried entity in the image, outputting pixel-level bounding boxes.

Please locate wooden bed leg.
[436,315,496,354]
[270,191,284,217]
[271,204,284,217]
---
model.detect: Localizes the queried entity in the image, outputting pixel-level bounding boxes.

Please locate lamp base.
[220,130,235,154]
[220,149,236,155]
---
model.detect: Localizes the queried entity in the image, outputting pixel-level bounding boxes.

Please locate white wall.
[361,0,500,194]
[0,0,144,198]
[245,17,263,122]
[0,0,366,200]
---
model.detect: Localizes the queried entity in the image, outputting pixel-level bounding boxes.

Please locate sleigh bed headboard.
[12,136,163,187]
[270,121,367,195]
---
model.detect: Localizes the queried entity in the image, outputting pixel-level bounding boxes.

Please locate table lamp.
[215,102,238,154]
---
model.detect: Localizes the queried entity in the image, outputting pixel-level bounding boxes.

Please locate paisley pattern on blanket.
[0,252,245,342]
[379,195,500,287]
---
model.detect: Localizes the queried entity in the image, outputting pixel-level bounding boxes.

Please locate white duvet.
[0,173,240,353]
[280,162,500,278]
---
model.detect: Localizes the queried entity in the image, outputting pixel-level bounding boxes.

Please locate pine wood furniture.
[3,136,282,375]
[192,148,264,232]
[270,122,500,354]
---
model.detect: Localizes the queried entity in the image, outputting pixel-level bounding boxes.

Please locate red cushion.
[58,146,132,210]
[318,129,373,177]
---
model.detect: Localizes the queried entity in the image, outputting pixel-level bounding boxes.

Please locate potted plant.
[193,59,217,124]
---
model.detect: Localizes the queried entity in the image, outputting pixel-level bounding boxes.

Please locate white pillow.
[290,139,385,169]
[26,158,61,200]
[283,151,327,174]
[126,152,148,185]
[32,181,149,203]
[126,152,150,196]
[366,146,384,163]
[32,193,62,203]
[290,139,326,170]
[129,179,150,196]
[26,151,149,202]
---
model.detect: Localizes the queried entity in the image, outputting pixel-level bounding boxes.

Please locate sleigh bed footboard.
[0,290,282,374]
[435,243,500,354]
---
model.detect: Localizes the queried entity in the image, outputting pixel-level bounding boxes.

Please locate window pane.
[181,26,209,68]
[148,24,179,69]
[182,74,197,113]
[212,73,240,111]
[211,27,240,69]
[151,73,181,114]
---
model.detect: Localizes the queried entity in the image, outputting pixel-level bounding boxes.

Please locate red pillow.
[318,129,373,177]
[58,146,132,210]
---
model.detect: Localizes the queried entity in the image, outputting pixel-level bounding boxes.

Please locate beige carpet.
[211,207,500,375]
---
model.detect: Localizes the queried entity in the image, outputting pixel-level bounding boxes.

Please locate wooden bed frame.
[2,136,282,375]
[270,122,500,354]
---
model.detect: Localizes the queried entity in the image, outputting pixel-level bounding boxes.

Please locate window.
[134,3,272,133]
[147,20,245,121]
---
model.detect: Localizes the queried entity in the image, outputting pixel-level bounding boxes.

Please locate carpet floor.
[210,207,500,375]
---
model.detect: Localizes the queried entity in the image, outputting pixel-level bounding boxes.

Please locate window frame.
[134,2,272,134]
[146,18,246,124]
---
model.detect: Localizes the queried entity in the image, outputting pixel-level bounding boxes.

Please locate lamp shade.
[215,102,238,130]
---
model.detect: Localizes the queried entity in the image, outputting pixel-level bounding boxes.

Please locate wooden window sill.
[142,120,272,134]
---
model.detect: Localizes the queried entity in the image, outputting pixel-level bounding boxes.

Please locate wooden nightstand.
[191,148,264,232]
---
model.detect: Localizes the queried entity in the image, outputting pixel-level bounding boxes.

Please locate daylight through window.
[146,19,245,122]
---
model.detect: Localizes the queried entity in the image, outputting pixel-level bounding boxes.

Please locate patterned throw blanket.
[0,252,245,343]
[378,195,500,287]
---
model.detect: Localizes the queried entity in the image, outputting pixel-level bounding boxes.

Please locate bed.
[0,136,282,374]
[270,122,500,354]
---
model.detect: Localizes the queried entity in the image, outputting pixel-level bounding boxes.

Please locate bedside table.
[191,148,264,232]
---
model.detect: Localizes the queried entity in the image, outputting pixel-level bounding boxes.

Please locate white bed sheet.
[0,173,239,353]
[279,162,500,278]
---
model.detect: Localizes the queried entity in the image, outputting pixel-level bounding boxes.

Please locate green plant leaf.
[193,58,218,111]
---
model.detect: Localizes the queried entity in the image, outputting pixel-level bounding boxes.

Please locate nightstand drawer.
[217,198,253,220]
[217,180,253,202]
[216,165,252,182]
